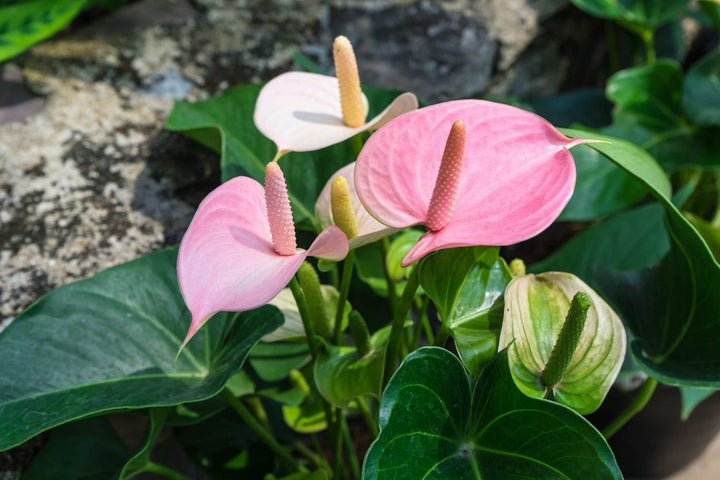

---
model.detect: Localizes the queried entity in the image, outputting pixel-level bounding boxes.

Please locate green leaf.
[569,0,689,28]
[0,0,86,62]
[606,61,685,130]
[556,130,720,387]
[363,348,621,480]
[700,0,720,30]
[20,417,130,480]
[248,342,311,383]
[685,212,720,261]
[560,143,648,221]
[165,83,405,226]
[314,326,390,407]
[683,47,720,126]
[680,387,716,420]
[119,407,170,479]
[419,247,511,376]
[0,248,282,451]
[282,391,327,434]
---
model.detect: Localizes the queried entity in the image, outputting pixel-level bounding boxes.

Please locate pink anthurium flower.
[315,162,397,249]
[177,162,348,347]
[254,36,418,154]
[354,100,584,266]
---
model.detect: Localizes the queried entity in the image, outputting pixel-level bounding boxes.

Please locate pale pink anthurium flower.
[177,162,348,347]
[315,162,398,249]
[354,100,585,267]
[253,36,418,155]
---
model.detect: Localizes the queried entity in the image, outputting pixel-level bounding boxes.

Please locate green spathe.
[499,272,626,414]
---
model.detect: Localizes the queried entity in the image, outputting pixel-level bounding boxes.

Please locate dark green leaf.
[363,348,621,480]
[683,47,720,125]
[560,143,648,221]
[685,212,720,261]
[419,247,511,375]
[606,61,685,130]
[0,248,282,450]
[119,407,170,479]
[569,0,689,28]
[680,387,716,420]
[0,0,86,62]
[20,417,129,480]
[557,130,720,387]
[248,342,311,382]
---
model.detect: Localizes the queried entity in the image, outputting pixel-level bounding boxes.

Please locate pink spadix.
[354,100,583,266]
[177,164,348,348]
[426,120,465,232]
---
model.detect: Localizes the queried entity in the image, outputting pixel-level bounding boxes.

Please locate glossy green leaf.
[282,392,327,434]
[0,0,86,62]
[165,84,405,226]
[0,248,282,451]
[363,348,621,480]
[607,61,684,130]
[560,143,648,220]
[685,212,720,261]
[248,342,311,383]
[554,130,720,387]
[569,0,689,28]
[385,229,423,282]
[20,417,130,480]
[314,327,390,407]
[700,0,720,29]
[680,387,716,420]
[683,47,720,125]
[119,407,170,479]
[419,247,511,375]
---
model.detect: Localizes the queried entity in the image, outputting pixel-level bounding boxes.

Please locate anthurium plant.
[3,15,720,479]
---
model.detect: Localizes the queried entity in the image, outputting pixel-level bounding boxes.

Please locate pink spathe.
[254,72,418,153]
[354,100,582,266]
[177,176,348,347]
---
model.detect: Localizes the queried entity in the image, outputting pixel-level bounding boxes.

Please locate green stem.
[433,324,451,348]
[333,250,356,344]
[383,267,421,387]
[411,297,429,349]
[712,171,720,228]
[602,378,658,439]
[221,388,306,473]
[380,238,398,312]
[289,277,320,357]
[143,462,192,480]
[331,407,345,480]
[341,415,361,480]
[357,396,379,437]
[640,28,656,63]
[293,440,331,472]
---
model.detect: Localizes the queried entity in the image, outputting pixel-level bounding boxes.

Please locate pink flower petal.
[355,100,578,265]
[315,162,398,249]
[254,72,418,152]
[177,176,348,346]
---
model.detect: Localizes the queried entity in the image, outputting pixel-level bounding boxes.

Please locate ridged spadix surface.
[354,100,582,266]
[426,120,465,231]
[315,162,397,249]
[498,272,626,414]
[265,162,296,255]
[333,35,365,128]
[177,176,349,346]
[254,72,418,152]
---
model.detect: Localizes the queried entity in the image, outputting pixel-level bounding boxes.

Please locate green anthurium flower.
[498,272,626,414]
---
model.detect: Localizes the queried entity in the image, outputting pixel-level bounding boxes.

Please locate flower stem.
[383,266,421,387]
[221,388,306,473]
[640,28,656,63]
[143,462,191,480]
[601,377,658,439]
[433,324,451,348]
[289,276,320,356]
[357,396,379,437]
[380,238,398,311]
[341,415,361,480]
[333,250,356,344]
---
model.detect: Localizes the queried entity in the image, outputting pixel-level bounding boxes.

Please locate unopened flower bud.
[509,258,526,277]
[499,272,626,414]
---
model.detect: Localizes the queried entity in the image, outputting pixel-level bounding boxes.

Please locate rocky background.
[0,0,717,478]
